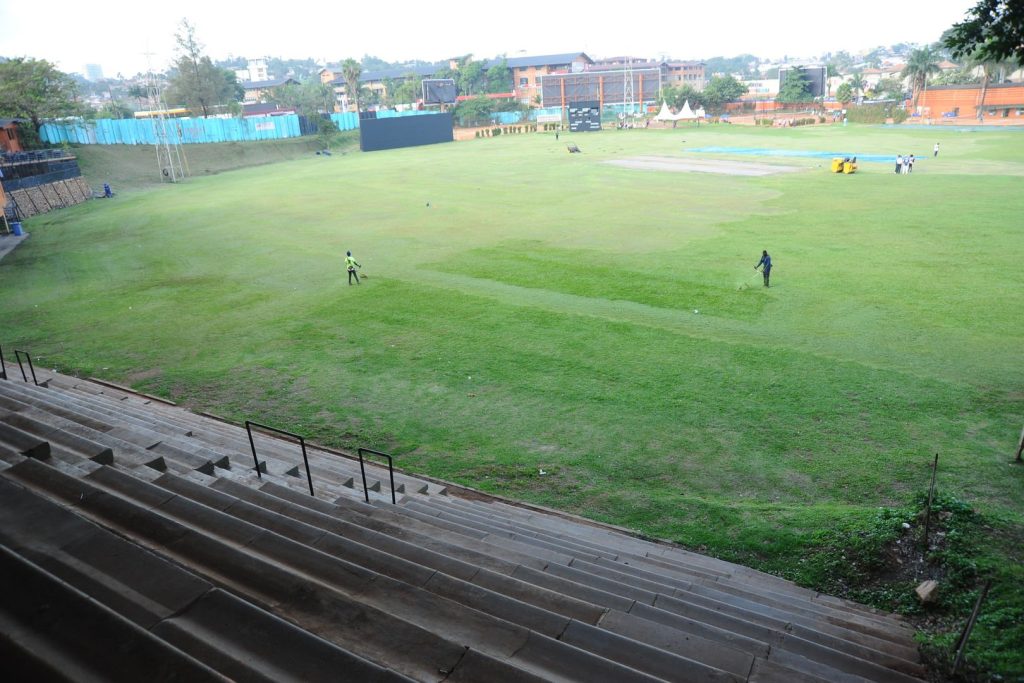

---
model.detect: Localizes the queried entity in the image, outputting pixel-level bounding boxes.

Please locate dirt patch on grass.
[125,367,163,383]
[605,156,802,176]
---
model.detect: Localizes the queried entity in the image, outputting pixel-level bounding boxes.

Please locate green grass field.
[5,123,1024,676]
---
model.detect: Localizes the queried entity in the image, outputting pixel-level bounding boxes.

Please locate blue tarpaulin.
[42,114,303,145]
[42,110,455,145]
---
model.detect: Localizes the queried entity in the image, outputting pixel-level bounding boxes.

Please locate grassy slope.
[71,131,360,192]
[5,124,1023,675]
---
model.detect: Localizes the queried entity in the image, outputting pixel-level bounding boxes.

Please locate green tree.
[453,95,492,127]
[847,72,867,103]
[901,46,941,109]
[698,75,747,112]
[776,69,811,103]
[165,20,239,117]
[0,57,83,135]
[835,82,854,104]
[392,73,422,105]
[485,59,511,94]
[316,117,339,149]
[126,84,149,110]
[360,54,393,71]
[931,67,980,86]
[661,84,701,110]
[341,58,362,112]
[96,101,134,119]
[269,79,334,115]
[863,47,884,68]
[703,54,759,78]
[873,77,906,101]
[944,0,1024,64]
[455,56,486,96]
[829,50,855,73]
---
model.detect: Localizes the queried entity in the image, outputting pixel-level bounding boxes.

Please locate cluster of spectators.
[895,154,915,174]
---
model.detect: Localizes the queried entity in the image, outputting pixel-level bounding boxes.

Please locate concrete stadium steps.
[2,458,707,682]
[239,471,925,682]
[17,372,446,498]
[380,499,924,681]
[0,474,415,683]
[0,378,408,502]
[449,495,909,624]
[397,497,920,651]
[0,369,927,681]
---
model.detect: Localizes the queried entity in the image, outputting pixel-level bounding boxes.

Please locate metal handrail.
[14,350,37,385]
[244,421,315,497]
[357,448,397,504]
[0,345,6,380]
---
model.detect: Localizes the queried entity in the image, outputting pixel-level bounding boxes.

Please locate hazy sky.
[1,0,976,77]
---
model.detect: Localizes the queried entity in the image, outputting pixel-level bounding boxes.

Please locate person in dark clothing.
[755,250,772,287]
[345,250,361,285]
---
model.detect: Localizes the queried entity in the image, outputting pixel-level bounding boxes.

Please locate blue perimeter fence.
[40,108,582,145]
[41,110,441,145]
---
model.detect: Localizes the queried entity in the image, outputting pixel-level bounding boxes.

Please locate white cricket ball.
[694,309,699,314]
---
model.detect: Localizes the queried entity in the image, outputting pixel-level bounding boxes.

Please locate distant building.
[241,77,299,104]
[0,119,24,153]
[235,59,270,84]
[324,64,441,111]
[661,61,706,90]
[85,64,104,81]
[740,78,780,99]
[502,53,593,104]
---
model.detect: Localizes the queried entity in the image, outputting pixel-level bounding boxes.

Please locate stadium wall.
[40,110,436,145]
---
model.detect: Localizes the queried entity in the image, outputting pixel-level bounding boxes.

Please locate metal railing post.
[14,350,38,385]
[952,579,992,675]
[357,448,397,504]
[0,345,6,380]
[923,453,939,549]
[245,421,315,497]
[244,421,263,480]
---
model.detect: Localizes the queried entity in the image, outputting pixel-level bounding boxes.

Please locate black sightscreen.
[422,79,457,104]
[359,113,454,152]
[778,66,828,98]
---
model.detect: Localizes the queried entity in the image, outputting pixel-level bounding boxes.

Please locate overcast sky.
[1,0,976,77]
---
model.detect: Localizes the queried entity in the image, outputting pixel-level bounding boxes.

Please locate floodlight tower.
[623,58,635,117]
[144,54,188,183]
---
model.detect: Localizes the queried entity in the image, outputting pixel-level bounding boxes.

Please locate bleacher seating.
[0,363,927,682]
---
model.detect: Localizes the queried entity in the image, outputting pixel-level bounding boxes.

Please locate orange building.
[913,83,1024,122]
[504,53,593,105]
[0,119,24,153]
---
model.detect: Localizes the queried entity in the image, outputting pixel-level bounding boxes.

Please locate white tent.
[677,100,698,120]
[654,100,705,122]
[653,101,676,121]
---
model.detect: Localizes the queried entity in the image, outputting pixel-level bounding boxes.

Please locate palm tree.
[341,58,362,113]
[901,46,941,110]
[825,64,839,97]
[967,49,1012,121]
[848,72,867,104]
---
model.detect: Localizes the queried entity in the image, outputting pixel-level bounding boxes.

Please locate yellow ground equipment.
[831,157,857,174]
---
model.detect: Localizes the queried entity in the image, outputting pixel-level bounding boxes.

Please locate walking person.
[933,142,940,157]
[895,154,902,174]
[755,250,772,288]
[345,250,361,285]
[908,154,915,173]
